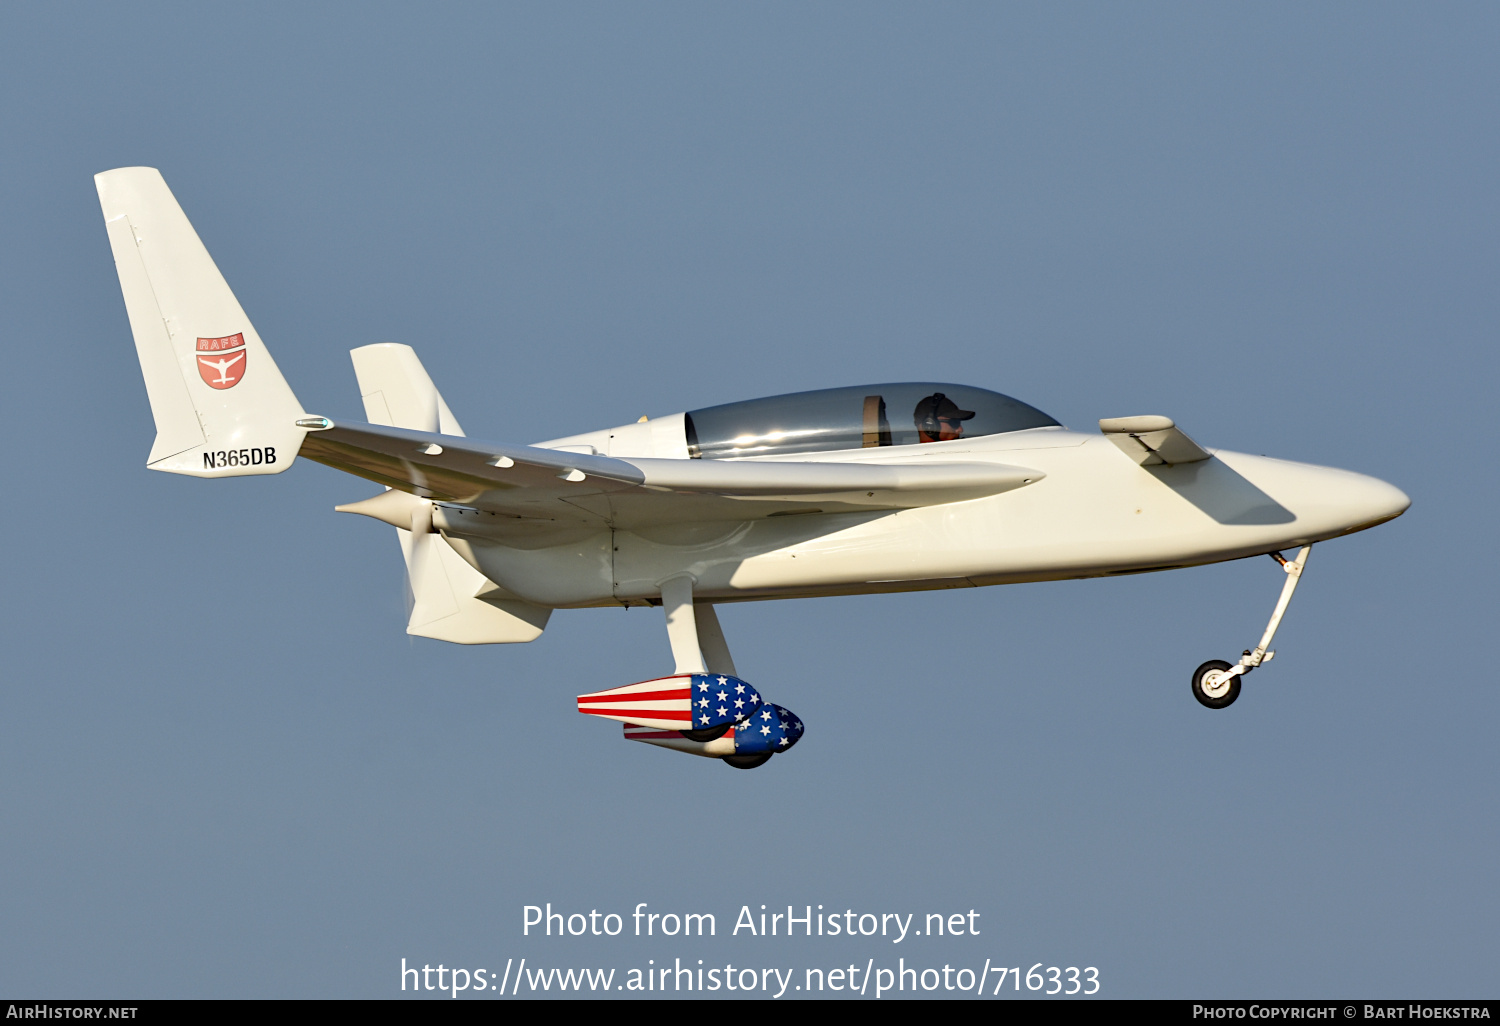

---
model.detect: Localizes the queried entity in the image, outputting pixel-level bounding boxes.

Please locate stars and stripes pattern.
[623,701,805,762]
[587,674,804,767]
[577,674,761,731]
[728,703,805,756]
[623,723,737,757]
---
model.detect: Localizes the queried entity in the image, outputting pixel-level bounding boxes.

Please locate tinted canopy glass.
[685,383,1058,459]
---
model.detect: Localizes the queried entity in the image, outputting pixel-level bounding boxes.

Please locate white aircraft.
[96,167,1410,769]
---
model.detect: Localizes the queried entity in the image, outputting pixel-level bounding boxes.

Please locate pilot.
[914,392,974,442]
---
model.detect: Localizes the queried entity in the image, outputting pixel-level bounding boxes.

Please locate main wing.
[299,419,1042,528]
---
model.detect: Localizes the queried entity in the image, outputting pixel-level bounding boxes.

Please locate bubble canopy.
[684,383,1059,459]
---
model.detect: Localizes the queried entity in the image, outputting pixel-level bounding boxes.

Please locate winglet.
[350,343,464,435]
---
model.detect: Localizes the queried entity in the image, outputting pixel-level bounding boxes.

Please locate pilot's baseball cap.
[915,392,975,423]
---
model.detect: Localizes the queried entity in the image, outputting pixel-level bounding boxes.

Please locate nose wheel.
[1192,660,1240,708]
[1192,545,1312,710]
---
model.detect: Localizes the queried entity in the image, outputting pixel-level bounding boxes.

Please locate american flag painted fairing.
[730,703,804,755]
[624,703,804,760]
[576,674,762,731]
[623,724,736,757]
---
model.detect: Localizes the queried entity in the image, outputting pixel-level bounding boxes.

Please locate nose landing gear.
[1192,545,1312,709]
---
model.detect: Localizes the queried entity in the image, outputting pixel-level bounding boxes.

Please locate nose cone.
[1278,461,1410,537]
[1339,472,1410,534]
[1214,452,1410,539]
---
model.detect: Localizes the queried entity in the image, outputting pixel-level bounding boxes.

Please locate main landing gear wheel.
[1192,660,1240,709]
[680,725,730,742]
[722,754,772,770]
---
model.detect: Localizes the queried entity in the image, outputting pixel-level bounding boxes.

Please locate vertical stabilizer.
[95,167,306,476]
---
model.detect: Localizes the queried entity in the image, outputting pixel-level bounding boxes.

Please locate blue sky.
[0,2,1495,998]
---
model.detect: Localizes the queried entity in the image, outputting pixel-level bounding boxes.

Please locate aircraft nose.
[1324,468,1410,535]
[1221,452,1408,537]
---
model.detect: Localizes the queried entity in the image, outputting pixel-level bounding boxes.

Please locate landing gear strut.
[647,575,804,767]
[1193,545,1312,710]
[662,574,738,745]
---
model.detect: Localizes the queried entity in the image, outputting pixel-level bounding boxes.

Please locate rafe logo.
[196,333,247,389]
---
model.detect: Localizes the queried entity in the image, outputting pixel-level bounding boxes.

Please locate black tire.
[680,725,730,742]
[1192,659,1241,709]
[722,753,772,770]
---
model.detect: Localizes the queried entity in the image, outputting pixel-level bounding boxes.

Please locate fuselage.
[435,415,1410,609]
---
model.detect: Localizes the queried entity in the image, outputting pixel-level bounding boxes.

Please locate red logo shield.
[196,333,247,389]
